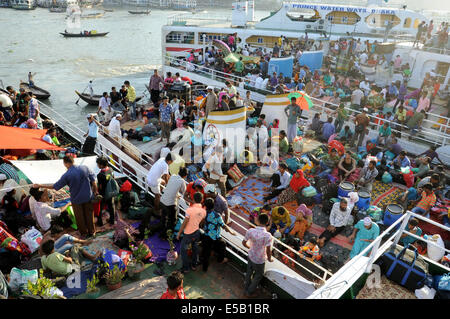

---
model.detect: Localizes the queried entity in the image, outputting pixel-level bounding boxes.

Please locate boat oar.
[76,79,93,104]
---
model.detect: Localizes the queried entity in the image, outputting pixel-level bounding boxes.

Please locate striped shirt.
[416,191,436,211]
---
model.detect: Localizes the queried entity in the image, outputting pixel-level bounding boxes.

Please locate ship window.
[342,16,348,23]
[166,31,194,44]
[286,8,320,22]
[413,19,420,28]
[404,18,411,28]
[327,15,333,22]
[257,37,263,44]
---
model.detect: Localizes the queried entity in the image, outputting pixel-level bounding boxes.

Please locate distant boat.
[60,31,109,38]
[128,10,150,15]
[104,9,114,12]
[80,12,104,19]
[11,0,35,10]
[20,82,51,100]
[49,7,65,12]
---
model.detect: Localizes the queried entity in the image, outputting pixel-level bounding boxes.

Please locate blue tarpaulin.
[298,51,324,71]
[268,56,294,78]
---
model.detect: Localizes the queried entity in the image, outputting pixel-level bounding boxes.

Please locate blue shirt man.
[87,120,98,138]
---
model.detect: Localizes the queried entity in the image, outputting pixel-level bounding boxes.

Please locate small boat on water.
[75,90,142,105]
[10,0,35,10]
[128,10,150,15]
[80,12,104,19]
[19,82,51,100]
[49,6,65,12]
[104,9,114,12]
[60,31,109,38]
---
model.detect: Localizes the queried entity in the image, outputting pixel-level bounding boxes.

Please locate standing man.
[33,155,98,238]
[159,96,173,145]
[160,167,187,239]
[97,92,112,123]
[149,69,164,107]
[110,87,125,112]
[88,80,94,98]
[204,184,230,225]
[350,108,370,148]
[124,81,137,121]
[28,72,36,88]
[107,113,122,141]
[351,86,364,110]
[242,213,273,297]
[177,192,206,273]
[284,97,301,144]
[82,114,100,155]
[25,93,41,127]
[392,80,407,113]
[146,153,173,212]
[206,147,227,197]
[204,86,218,117]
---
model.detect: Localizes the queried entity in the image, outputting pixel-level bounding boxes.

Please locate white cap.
[0,174,6,181]
[207,86,213,90]
[204,184,217,194]
[363,217,372,226]
[363,108,369,112]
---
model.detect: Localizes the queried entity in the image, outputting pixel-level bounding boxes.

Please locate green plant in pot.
[127,241,149,279]
[85,274,101,299]
[166,230,178,266]
[104,265,125,291]
[23,269,63,299]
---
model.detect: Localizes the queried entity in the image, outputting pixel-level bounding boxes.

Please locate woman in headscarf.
[277,169,310,206]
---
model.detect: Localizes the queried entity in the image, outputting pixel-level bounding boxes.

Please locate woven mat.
[356,275,416,299]
[99,276,167,299]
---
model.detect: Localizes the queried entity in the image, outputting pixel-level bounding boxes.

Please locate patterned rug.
[227,177,353,250]
[356,275,416,299]
[371,181,406,209]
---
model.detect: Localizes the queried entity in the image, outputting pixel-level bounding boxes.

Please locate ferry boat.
[162,0,431,59]
[11,0,36,9]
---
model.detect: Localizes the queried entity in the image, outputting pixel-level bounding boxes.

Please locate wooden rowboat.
[19,82,51,100]
[60,32,109,38]
[75,90,142,105]
[128,10,150,15]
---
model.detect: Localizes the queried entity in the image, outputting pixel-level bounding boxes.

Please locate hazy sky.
[405,0,450,11]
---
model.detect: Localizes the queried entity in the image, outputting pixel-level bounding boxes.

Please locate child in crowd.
[299,237,321,262]
[160,271,186,299]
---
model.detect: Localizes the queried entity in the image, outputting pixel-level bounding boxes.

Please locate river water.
[0,8,269,126]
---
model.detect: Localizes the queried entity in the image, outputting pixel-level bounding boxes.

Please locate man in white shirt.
[107,114,122,140]
[242,45,249,56]
[170,97,180,113]
[359,52,368,65]
[33,189,71,232]
[256,119,269,159]
[97,92,112,123]
[159,167,187,238]
[88,80,94,98]
[351,87,364,108]
[206,146,227,196]
[255,74,264,89]
[264,163,291,201]
[318,199,351,247]
[146,153,173,211]
[359,79,371,96]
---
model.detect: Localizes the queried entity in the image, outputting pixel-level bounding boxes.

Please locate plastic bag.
[415,286,436,299]
[382,172,393,184]
[9,268,38,292]
[426,234,445,262]
[20,227,43,254]
[438,273,450,292]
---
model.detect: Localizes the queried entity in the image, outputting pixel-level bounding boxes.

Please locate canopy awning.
[0,126,64,150]
[11,156,127,185]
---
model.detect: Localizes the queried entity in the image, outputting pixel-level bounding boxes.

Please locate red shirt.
[160,288,186,299]
[186,182,205,202]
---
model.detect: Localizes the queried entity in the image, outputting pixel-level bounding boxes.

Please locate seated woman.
[289,204,313,240]
[1,188,34,235]
[348,217,380,259]
[277,169,310,206]
[338,151,356,182]
[237,150,257,175]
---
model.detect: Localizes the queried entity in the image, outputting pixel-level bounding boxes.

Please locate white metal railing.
[37,99,330,285]
[308,210,450,299]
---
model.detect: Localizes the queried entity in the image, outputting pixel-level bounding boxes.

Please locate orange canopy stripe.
[0,126,64,150]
